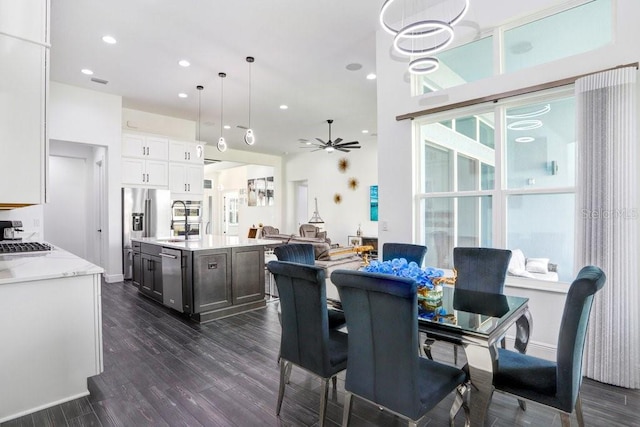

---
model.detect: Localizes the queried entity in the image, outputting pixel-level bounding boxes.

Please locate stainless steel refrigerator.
[122,188,171,279]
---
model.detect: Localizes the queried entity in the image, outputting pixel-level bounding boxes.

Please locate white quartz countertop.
[0,245,104,285]
[133,235,281,251]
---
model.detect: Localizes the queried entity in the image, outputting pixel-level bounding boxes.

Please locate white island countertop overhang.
[132,235,281,251]
[0,246,104,285]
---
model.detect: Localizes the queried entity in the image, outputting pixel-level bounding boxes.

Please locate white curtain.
[575,67,639,389]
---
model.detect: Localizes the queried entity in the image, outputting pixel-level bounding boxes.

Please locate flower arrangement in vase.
[363,258,447,319]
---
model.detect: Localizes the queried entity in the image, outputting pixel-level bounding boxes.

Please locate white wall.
[47,82,122,281]
[122,108,195,140]
[284,143,378,245]
[375,0,640,359]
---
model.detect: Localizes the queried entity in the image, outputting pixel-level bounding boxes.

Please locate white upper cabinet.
[0,0,48,43]
[121,158,168,187]
[169,164,203,195]
[122,134,169,161]
[169,140,204,164]
[0,0,48,206]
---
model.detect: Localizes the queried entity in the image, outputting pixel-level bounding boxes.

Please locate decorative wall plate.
[338,158,349,173]
[334,193,342,204]
[348,177,359,190]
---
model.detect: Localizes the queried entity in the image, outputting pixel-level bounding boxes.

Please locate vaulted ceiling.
[49,0,566,156]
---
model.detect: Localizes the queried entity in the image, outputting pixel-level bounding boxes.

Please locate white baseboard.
[103,273,124,283]
[504,336,557,361]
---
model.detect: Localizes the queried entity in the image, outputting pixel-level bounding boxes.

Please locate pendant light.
[244,56,256,146]
[196,85,203,140]
[217,72,228,152]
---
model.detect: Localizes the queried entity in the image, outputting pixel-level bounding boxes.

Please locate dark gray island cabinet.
[132,236,272,322]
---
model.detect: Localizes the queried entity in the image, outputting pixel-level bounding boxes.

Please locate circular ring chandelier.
[507,119,543,131]
[379,0,470,75]
[393,20,455,56]
[408,57,440,74]
[506,104,551,119]
[379,0,469,38]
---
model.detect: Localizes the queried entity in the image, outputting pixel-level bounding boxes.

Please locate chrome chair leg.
[276,359,287,415]
[319,378,330,427]
[449,383,470,427]
[284,361,292,384]
[342,391,353,427]
[518,398,527,411]
[575,392,585,427]
[423,337,435,360]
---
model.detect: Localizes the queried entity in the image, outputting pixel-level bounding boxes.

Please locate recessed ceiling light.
[366,73,377,80]
[223,125,231,129]
[362,129,369,134]
[279,105,288,110]
[81,69,94,75]
[102,35,117,44]
[346,63,363,71]
[178,93,188,98]
[178,59,190,67]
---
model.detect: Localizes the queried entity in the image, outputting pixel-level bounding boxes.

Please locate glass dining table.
[418,286,532,427]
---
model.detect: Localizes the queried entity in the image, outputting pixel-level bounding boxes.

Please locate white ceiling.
[49,0,567,156]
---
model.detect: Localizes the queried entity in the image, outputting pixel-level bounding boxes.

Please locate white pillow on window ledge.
[508,249,527,275]
[526,258,550,274]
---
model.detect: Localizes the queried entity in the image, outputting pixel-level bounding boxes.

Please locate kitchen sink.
[158,238,200,243]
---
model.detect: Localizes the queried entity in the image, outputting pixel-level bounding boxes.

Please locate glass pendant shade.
[244,128,255,145]
[244,56,256,146]
[217,137,227,152]
[217,72,227,152]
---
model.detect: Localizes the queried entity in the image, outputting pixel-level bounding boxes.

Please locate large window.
[417,90,575,282]
[416,0,611,95]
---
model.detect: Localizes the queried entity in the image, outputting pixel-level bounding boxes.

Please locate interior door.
[43,155,87,258]
[294,180,308,230]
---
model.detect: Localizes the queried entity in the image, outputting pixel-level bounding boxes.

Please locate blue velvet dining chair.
[423,247,512,363]
[382,242,428,266]
[273,243,345,329]
[267,260,348,426]
[331,269,469,427]
[274,243,316,266]
[492,265,606,427]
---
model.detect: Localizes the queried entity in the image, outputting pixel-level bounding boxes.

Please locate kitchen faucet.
[171,200,190,240]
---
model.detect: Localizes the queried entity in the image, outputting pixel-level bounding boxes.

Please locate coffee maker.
[0,220,23,241]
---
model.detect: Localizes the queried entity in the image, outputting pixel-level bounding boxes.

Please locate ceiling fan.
[302,119,361,153]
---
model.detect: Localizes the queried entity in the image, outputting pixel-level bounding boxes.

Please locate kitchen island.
[0,246,103,423]
[132,235,277,322]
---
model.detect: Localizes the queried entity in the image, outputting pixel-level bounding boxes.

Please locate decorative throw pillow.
[508,249,527,275]
[526,258,550,274]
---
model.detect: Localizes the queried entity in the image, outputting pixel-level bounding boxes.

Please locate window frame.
[414,86,576,283]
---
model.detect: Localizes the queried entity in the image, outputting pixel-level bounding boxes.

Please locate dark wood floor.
[3,281,639,426]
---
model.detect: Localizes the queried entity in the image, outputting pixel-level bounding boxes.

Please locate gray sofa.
[261,225,334,260]
[261,226,362,299]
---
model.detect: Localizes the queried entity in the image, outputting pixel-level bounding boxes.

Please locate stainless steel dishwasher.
[160,247,183,312]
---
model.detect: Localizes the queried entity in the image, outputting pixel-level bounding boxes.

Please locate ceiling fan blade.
[339,145,360,149]
[335,147,350,152]
[315,137,328,144]
[336,141,360,147]
[334,137,343,144]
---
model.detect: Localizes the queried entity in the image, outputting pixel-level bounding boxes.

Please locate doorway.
[294,180,308,230]
[43,140,106,267]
